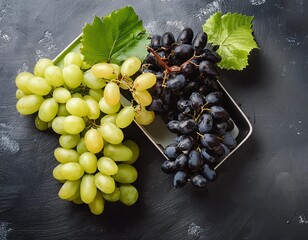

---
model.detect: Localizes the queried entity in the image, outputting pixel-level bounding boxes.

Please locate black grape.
[177,99,190,112]
[199,60,219,76]
[150,35,161,50]
[200,133,220,150]
[147,98,164,113]
[200,148,218,165]
[177,113,191,121]
[226,119,235,132]
[181,62,198,77]
[190,174,207,188]
[173,171,188,188]
[220,143,230,157]
[161,32,175,49]
[188,150,204,172]
[164,143,181,159]
[213,122,228,136]
[210,106,230,122]
[175,153,188,170]
[181,81,200,98]
[177,27,194,44]
[199,49,221,63]
[222,133,237,149]
[166,74,187,91]
[192,31,208,51]
[161,160,177,174]
[172,44,194,64]
[205,92,223,106]
[167,120,180,133]
[177,135,194,152]
[189,92,204,111]
[178,119,198,134]
[202,164,217,181]
[149,81,163,98]
[198,113,213,134]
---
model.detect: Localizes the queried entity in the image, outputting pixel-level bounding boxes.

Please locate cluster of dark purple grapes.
[142,28,237,188]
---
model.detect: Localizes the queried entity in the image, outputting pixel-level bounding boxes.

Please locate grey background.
[0,0,307,239]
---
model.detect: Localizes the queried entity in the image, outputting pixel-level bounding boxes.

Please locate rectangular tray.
[53,34,253,170]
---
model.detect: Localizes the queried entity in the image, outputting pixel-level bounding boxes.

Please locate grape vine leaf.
[81,6,150,65]
[203,12,258,70]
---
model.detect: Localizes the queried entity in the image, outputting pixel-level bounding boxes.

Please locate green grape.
[33,58,53,77]
[135,107,155,125]
[110,63,120,77]
[58,179,80,200]
[59,134,80,149]
[113,164,138,184]
[16,89,26,100]
[80,174,97,204]
[71,93,83,98]
[52,164,65,182]
[97,157,118,175]
[100,114,118,125]
[119,184,138,206]
[120,57,141,77]
[57,104,70,116]
[133,90,152,106]
[62,115,85,134]
[67,188,81,202]
[54,147,80,163]
[123,140,139,164]
[80,54,92,70]
[79,152,97,174]
[76,137,88,154]
[44,65,64,87]
[94,172,115,194]
[66,97,89,117]
[88,191,104,215]
[84,128,104,154]
[103,143,133,162]
[28,77,52,96]
[91,62,116,79]
[38,98,59,122]
[116,106,135,128]
[133,72,157,91]
[63,64,83,89]
[83,70,106,89]
[60,162,84,181]
[98,122,124,144]
[34,115,49,131]
[51,116,68,134]
[72,195,84,204]
[119,76,133,90]
[83,96,100,120]
[99,97,121,114]
[15,72,33,94]
[53,87,71,103]
[88,88,104,102]
[64,52,82,67]
[104,82,120,107]
[102,187,120,202]
[16,94,44,115]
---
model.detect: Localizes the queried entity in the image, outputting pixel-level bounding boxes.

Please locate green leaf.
[81,6,150,65]
[203,12,258,70]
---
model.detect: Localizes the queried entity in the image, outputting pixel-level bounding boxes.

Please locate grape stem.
[147,47,198,73]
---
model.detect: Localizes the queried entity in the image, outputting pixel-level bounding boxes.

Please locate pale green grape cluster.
[15,52,157,215]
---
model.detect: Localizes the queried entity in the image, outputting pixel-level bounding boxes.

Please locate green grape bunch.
[15,52,157,215]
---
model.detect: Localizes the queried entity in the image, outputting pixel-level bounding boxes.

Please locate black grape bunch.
[142,28,237,189]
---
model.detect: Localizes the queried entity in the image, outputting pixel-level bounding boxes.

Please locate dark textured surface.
[0,0,308,239]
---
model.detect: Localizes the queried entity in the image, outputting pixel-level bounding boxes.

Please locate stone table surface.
[0,0,307,239]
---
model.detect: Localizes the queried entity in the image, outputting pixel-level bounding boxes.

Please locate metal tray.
[53,34,253,171]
